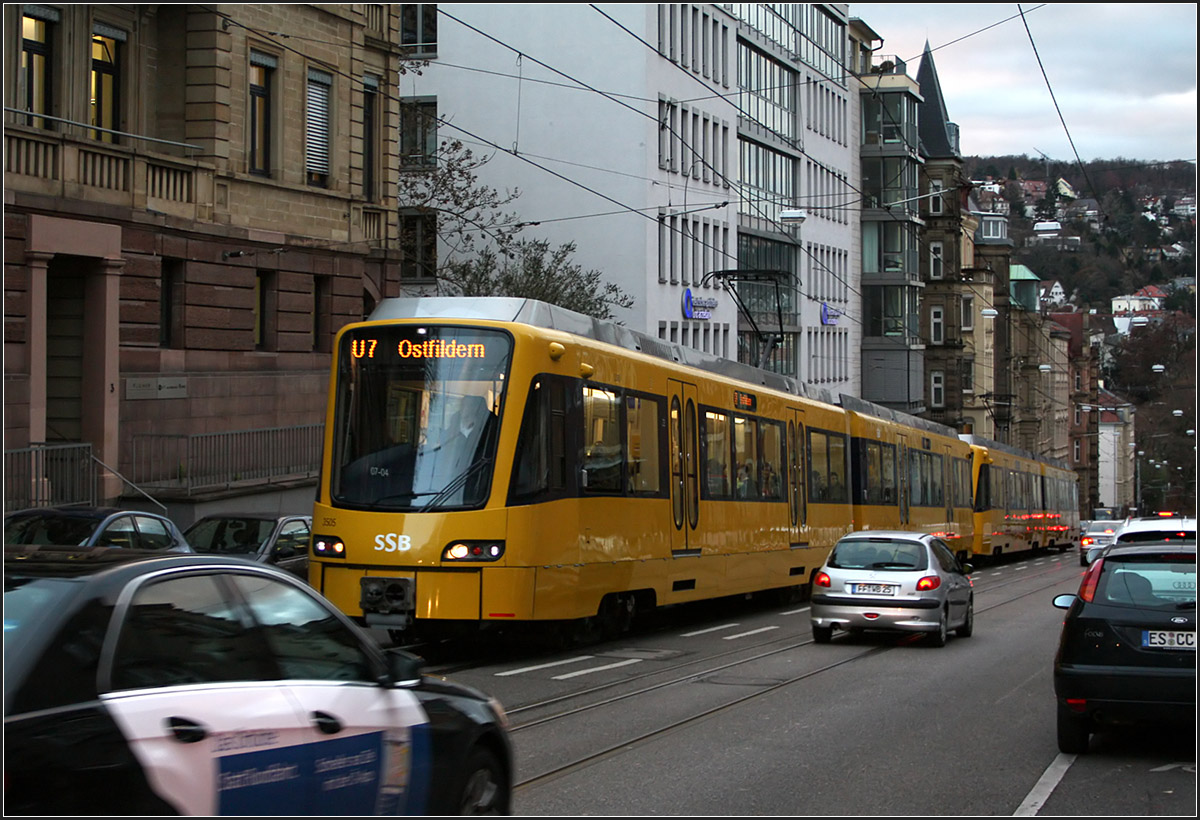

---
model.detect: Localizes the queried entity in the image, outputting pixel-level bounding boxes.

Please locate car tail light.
[814,571,832,588]
[1078,558,1103,602]
[1081,537,1094,547]
[1065,698,1088,713]
[916,575,941,591]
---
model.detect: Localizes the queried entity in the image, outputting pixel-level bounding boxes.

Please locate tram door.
[787,409,808,547]
[668,379,699,554]
[897,435,910,525]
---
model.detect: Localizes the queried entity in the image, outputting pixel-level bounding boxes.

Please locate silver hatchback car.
[811,531,975,646]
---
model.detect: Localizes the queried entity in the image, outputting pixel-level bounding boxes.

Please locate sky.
[848,3,1197,164]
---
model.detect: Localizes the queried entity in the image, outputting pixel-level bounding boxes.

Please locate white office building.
[398,4,858,392]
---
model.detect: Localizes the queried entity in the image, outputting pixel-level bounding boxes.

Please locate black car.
[1052,542,1196,754]
[3,546,512,815]
[4,505,193,553]
[183,513,312,578]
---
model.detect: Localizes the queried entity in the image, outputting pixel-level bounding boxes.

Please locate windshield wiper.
[419,457,493,513]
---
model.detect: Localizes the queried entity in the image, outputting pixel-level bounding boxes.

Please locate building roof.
[1010,264,1041,281]
[915,42,958,159]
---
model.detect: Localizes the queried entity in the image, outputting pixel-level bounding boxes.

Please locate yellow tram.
[960,436,1079,561]
[308,298,1075,637]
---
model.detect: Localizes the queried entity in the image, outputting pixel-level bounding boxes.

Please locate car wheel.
[1078,552,1087,567]
[927,609,948,647]
[1056,706,1091,755]
[812,623,833,644]
[458,746,505,815]
[955,598,974,638]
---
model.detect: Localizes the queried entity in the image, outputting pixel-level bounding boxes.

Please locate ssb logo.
[374,533,412,552]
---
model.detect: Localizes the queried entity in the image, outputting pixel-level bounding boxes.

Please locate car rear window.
[1096,554,1196,608]
[4,514,98,546]
[828,540,929,571]
[1115,529,1195,544]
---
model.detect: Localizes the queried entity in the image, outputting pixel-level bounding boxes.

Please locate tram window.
[510,376,568,503]
[857,440,897,505]
[626,394,663,495]
[759,420,784,500]
[808,429,848,503]
[582,386,621,492]
[702,410,731,498]
[909,450,944,507]
[733,416,759,499]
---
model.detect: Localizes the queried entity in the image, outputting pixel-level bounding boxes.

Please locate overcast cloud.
[848,3,1197,163]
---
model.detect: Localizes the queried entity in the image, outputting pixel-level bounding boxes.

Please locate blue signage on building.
[683,288,718,320]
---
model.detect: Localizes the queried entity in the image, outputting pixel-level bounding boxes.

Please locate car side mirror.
[1084,547,1104,565]
[1052,593,1076,610]
[384,647,424,687]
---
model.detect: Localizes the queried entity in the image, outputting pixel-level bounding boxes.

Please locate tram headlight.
[441,540,505,562]
[313,535,347,558]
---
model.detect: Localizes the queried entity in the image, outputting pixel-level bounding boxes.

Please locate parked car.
[3,546,513,815]
[1078,519,1119,566]
[1052,541,1196,754]
[3,505,192,553]
[810,531,974,647]
[184,513,312,578]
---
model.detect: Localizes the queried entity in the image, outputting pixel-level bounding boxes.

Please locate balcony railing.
[4,442,97,510]
[131,425,323,496]
[4,112,208,221]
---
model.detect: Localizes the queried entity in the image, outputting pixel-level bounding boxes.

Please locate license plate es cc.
[1143,630,1196,650]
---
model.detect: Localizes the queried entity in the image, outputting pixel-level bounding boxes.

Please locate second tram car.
[961,436,1079,561]
[309,298,1077,638]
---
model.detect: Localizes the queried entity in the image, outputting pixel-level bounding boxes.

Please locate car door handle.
[166,716,208,744]
[311,711,343,735]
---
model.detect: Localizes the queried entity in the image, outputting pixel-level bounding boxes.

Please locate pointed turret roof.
[916,41,959,159]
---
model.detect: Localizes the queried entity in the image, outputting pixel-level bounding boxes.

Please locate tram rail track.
[507,555,1079,792]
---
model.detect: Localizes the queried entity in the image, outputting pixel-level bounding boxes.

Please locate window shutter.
[306,68,332,179]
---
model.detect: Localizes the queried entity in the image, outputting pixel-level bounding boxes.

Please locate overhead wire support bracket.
[700,268,793,371]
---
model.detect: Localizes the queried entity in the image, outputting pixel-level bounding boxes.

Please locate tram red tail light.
[814,571,832,588]
[916,575,941,591]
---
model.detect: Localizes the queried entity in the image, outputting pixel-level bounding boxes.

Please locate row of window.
[658,4,731,86]
[511,374,977,511]
[16,7,438,202]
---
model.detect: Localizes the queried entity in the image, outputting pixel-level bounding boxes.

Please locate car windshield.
[184,518,274,555]
[1096,554,1196,609]
[828,540,929,571]
[3,514,99,546]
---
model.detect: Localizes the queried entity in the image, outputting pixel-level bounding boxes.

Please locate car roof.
[189,513,311,522]
[1100,541,1196,559]
[1114,516,1195,533]
[835,531,936,543]
[4,545,269,580]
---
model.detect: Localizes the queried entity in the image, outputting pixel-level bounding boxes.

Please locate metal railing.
[4,442,97,510]
[131,424,323,495]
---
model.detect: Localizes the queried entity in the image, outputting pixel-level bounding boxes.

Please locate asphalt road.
[424,550,1195,816]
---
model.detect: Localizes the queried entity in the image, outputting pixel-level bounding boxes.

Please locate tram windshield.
[330,325,512,511]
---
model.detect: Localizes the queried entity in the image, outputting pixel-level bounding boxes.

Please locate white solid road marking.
[1013,753,1075,815]
[551,658,643,680]
[723,626,780,640]
[681,623,742,637]
[494,656,594,677]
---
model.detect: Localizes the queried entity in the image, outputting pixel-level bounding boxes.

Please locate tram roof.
[369,297,845,404]
[368,297,1014,452]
